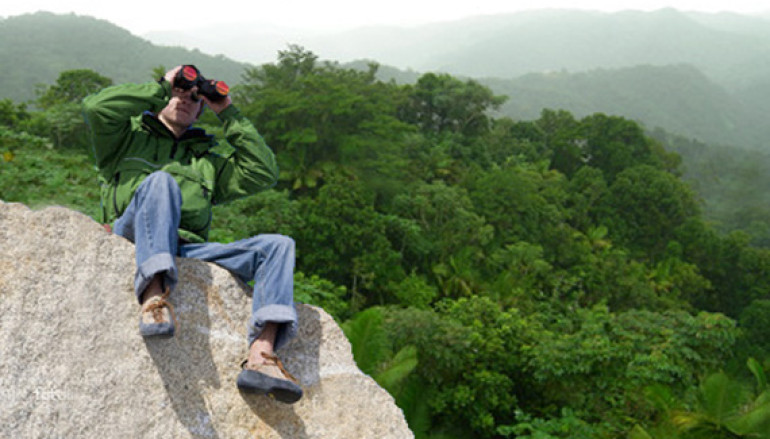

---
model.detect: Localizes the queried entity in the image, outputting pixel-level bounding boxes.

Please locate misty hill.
[144,22,319,69]
[0,12,251,102]
[146,9,770,90]
[482,64,766,149]
[424,9,770,89]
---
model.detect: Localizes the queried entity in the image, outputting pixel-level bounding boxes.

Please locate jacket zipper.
[170,139,179,159]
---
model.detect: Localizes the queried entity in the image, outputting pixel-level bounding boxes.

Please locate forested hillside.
[2,47,770,438]
[0,12,249,102]
[649,129,770,246]
[483,64,766,150]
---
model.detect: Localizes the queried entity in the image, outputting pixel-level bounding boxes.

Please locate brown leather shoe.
[237,352,303,403]
[139,288,176,338]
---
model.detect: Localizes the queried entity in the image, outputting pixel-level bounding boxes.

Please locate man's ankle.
[248,341,272,365]
[140,275,165,306]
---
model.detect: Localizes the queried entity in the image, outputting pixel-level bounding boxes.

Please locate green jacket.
[82,80,278,243]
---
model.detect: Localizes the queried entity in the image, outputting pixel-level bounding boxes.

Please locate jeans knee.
[143,171,181,196]
[253,234,294,254]
[145,171,176,187]
[271,234,295,250]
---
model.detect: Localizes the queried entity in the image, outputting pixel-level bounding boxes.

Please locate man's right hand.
[164,66,183,87]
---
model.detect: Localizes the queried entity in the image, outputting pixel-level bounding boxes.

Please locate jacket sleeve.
[212,105,280,204]
[82,81,172,173]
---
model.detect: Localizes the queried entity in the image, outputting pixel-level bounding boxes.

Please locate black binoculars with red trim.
[174,65,229,102]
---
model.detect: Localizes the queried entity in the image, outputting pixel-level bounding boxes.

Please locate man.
[82,65,302,403]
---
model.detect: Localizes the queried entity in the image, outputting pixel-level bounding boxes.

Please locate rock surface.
[0,201,413,438]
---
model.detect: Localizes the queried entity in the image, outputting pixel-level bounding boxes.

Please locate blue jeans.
[113,171,297,350]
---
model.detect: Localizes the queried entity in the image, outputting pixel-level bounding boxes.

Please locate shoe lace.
[241,352,300,385]
[143,288,177,329]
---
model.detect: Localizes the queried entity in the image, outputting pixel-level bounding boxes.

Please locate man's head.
[158,86,204,136]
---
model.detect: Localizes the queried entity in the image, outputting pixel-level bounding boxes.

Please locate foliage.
[637,359,770,439]
[342,307,392,375]
[25,69,114,148]
[675,221,770,318]
[469,161,568,246]
[388,272,438,309]
[236,45,412,194]
[0,128,98,217]
[392,180,491,281]
[400,72,506,139]
[386,297,736,437]
[210,189,303,243]
[293,272,349,321]
[651,129,770,248]
[293,173,405,307]
[601,164,700,261]
[0,99,30,127]
[736,300,770,360]
[36,69,113,109]
[503,408,605,439]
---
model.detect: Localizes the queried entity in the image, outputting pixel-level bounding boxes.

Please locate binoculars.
[174,65,229,102]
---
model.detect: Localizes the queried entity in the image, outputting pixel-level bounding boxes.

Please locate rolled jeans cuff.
[134,252,178,303]
[247,304,298,351]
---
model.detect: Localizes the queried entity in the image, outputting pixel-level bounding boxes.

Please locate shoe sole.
[139,319,175,339]
[237,370,302,404]
[141,331,175,339]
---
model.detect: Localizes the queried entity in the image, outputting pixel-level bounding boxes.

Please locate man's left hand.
[202,91,232,115]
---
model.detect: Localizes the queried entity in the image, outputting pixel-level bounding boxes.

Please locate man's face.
[158,87,203,131]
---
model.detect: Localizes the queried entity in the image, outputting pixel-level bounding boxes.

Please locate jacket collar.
[141,111,212,141]
[141,111,214,156]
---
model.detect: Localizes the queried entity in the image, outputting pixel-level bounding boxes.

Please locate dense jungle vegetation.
[2,46,770,438]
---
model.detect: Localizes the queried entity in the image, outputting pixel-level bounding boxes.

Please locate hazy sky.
[2,0,769,34]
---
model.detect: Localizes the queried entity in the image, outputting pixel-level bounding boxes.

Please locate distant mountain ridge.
[481,64,766,149]
[424,9,770,87]
[146,8,770,90]
[0,12,251,102]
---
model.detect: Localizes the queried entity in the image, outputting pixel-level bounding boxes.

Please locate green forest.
[2,46,770,438]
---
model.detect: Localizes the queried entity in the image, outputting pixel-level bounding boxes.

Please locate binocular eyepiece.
[174,65,229,102]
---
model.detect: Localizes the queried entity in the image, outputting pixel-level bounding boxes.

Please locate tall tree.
[601,165,699,261]
[33,69,112,148]
[37,69,112,109]
[401,72,507,139]
[237,45,410,193]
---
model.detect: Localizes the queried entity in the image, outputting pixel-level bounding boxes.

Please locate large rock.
[0,201,413,438]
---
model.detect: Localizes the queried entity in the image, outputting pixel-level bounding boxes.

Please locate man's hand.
[202,90,232,115]
[164,66,183,87]
[163,65,232,114]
